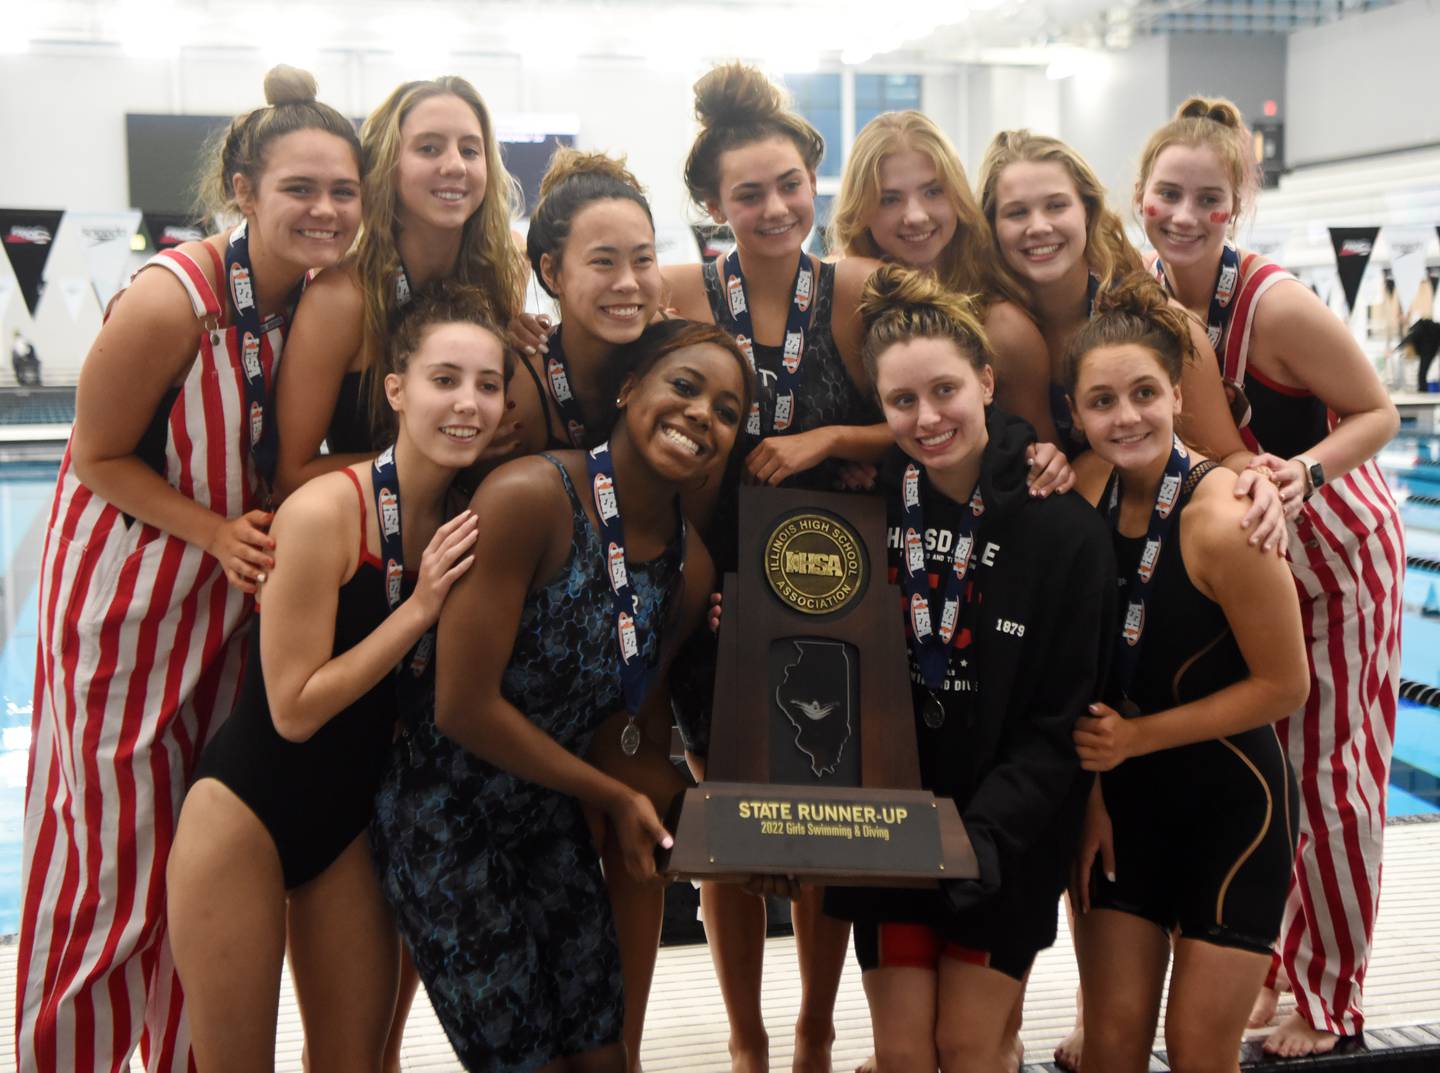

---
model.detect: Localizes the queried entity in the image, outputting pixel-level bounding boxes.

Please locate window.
[854,74,922,134]
[784,73,843,178]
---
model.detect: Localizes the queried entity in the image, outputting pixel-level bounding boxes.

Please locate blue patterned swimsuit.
[371,455,684,1073]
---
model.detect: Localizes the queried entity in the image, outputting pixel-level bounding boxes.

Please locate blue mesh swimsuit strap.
[538,452,588,527]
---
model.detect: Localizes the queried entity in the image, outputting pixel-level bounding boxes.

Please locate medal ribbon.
[543,327,589,448]
[896,462,984,692]
[717,250,814,436]
[585,441,683,715]
[1153,239,1241,355]
[372,445,435,683]
[1105,433,1193,704]
[224,220,301,492]
[1153,241,1252,431]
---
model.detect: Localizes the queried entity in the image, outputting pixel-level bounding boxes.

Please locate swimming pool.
[0,440,1436,936]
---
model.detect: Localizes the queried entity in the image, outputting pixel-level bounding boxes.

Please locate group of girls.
[14,48,1399,1073]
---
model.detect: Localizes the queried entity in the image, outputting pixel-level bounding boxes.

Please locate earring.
[615,396,624,407]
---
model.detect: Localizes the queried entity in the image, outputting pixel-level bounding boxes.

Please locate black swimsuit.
[1089,462,1298,954]
[192,469,399,889]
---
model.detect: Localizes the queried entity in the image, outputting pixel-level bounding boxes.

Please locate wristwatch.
[1294,455,1325,500]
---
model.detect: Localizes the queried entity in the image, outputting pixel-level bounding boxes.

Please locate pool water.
[0,439,1437,936]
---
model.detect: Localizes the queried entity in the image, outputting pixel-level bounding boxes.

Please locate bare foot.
[854,1056,876,1073]
[793,1019,835,1073]
[1263,1011,1340,1058]
[1248,985,1280,1029]
[1053,1023,1082,1072]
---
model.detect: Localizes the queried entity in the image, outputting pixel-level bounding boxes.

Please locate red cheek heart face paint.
[1144,204,1159,217]
[1210,211,1231,224]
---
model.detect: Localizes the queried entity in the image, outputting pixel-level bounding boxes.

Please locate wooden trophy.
[658,485,977,884]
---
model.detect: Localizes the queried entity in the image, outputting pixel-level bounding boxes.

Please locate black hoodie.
[828,409,1115,947]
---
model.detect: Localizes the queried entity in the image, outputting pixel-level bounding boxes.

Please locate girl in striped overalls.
[1136,97,1403,1059]
[16,65,361,1073]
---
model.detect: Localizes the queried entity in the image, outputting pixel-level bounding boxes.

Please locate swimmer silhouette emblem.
[776,641,854,778]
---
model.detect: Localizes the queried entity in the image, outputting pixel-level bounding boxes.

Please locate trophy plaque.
[659,486,977,884]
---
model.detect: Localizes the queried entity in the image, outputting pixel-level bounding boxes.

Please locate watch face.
[1308,461,1325,488]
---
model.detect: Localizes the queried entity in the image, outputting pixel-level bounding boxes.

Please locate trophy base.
[657,781,977,885]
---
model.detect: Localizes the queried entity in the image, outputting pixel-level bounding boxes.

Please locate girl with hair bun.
[274,75,526,497]
[976,130,1282,551]
[17,65,361,1073]
[1064,276,1309,1073]
[370,318,752,1073]
[168,283,505,1073]
[1135,97,1403,1058]
[831,110,1070,485]
[502,147,702,1068]
[825,263,1114,1073]
[661,60,887,1073]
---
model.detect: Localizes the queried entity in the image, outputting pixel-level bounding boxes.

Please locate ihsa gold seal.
[764,512,866,615]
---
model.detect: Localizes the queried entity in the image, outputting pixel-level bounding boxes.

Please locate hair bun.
[263,64,319,107]
[859,263,981,331]
[693,62,787,130]
[1175,95,1242,129]
[1090,271,1171,320]
[537,147,643,202]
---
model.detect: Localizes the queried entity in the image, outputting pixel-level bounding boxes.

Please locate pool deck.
[0,818,1435,1072]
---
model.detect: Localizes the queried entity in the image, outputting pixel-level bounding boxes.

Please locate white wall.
[0,46,710,378]
[1286,0,1440,167]
[1059,36,1171,212]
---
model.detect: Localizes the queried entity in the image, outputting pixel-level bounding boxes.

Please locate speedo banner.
[67,210,142,307]
[0,209,64,316]
[1328,226,1380,316]
[142,212,204,251]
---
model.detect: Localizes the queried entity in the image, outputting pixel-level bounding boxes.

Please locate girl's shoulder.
[280,465,368,528]
[1179,462,1247,555]
[662,262,712,321]
[295,259,364,315]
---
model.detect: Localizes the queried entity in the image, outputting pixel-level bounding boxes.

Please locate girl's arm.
[1073,470,1309,771]
[660,263,715,323]
[984,300,1060,444]
[69,248,275,592]
[743,254,891,484]
[273,267,373,499]
[1248,279,1399,500]
[433,459,671,877]
[261,473,478,743]
[1175,312,1285,550]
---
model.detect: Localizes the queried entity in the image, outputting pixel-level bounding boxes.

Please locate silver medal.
[620,717,642,756]
[922,692,946,730]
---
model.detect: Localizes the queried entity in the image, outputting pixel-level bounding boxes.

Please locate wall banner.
[69,210,142,307]
[0,209,65,316]
[1328,227,1380,316]
[142,212,204,251]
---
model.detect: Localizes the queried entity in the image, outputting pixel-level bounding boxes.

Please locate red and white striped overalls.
[1221,255,1405,1036]
[16,244,277,1072]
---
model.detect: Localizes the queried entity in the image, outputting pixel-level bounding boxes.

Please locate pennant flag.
[1328,227,1379,316]
[142,212,204,251]
[0,209,64,316]
[1387,227,1430,317]
[69,210,141,308]
[58,277,87,321]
